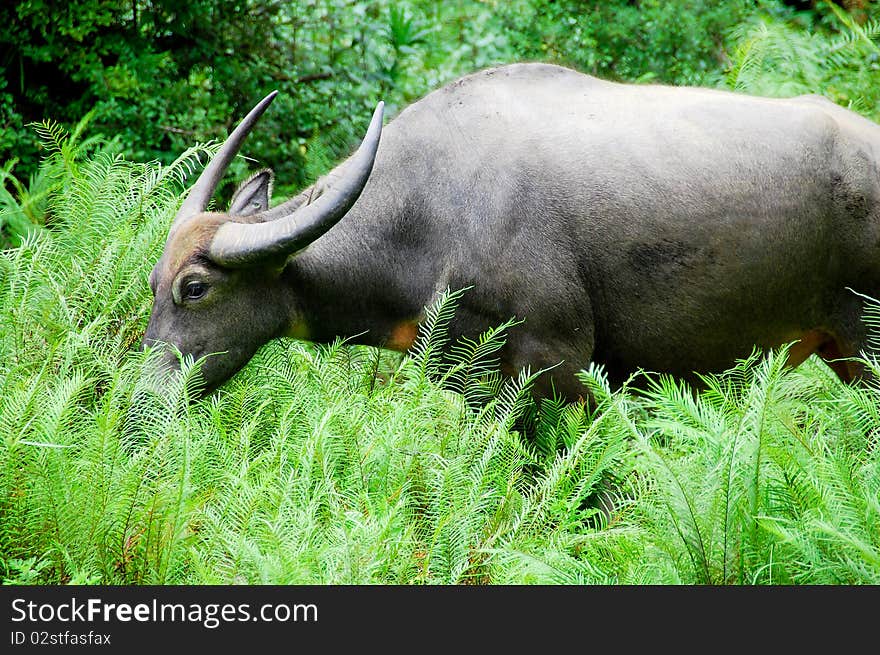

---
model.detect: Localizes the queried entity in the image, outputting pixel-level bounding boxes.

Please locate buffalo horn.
[207,102,384,267]
[170,91,279,231]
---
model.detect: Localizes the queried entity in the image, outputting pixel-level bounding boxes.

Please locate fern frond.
[408,286,470,383]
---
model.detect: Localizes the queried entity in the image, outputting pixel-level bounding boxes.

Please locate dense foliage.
[1,0,880,584]
[4,2,876,207]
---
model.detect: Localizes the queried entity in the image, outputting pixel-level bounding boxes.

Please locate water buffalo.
[143,63,880,399]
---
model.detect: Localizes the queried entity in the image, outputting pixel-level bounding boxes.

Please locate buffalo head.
[143,92,385,391]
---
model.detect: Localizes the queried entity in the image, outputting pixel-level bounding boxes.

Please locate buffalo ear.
[228,169,274,216]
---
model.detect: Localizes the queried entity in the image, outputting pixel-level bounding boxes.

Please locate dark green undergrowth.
[4,0,878,245]
[2,115,880,585]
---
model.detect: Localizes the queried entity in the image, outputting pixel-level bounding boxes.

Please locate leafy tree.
[2,0,825,205]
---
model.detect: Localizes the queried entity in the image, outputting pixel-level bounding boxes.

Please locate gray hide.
[144,63,880,399]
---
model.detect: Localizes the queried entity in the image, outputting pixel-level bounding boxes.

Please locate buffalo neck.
[280,199,437,352]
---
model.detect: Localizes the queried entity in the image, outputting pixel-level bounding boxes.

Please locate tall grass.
[2,122,879,585]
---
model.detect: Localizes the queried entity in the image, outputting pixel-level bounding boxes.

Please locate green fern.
[724,4,880,118]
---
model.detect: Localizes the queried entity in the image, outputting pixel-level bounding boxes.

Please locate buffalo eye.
[184,280,208,301]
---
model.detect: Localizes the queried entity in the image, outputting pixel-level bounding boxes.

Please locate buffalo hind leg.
[817,337,865,383]
[786,328,864,383]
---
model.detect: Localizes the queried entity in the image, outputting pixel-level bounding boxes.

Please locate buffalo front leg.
[500,328,597,404]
